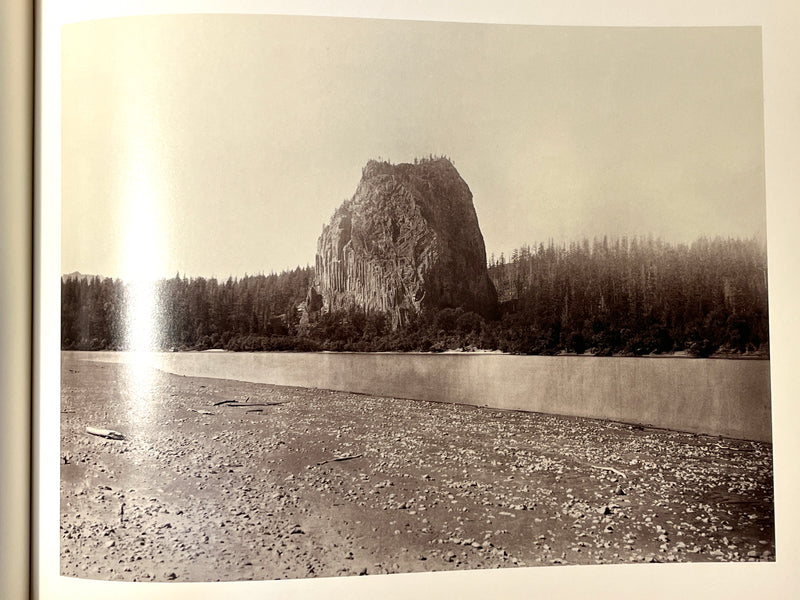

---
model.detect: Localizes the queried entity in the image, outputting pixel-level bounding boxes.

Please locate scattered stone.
[60,356,776,581]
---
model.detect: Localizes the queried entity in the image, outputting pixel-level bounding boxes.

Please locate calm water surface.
[69,351,772,442]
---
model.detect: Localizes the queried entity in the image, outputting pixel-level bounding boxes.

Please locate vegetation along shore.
[62,236,768,358]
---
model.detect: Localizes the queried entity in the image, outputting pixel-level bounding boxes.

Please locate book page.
[38,1,800,599]
[1,1,32,599]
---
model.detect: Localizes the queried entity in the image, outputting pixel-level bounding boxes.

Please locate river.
[66,351,772,442]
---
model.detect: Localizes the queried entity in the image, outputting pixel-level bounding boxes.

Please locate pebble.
[60,357,776,582]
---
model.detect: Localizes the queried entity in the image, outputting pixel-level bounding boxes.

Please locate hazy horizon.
[61,228,768,282]
[62,15,766,281]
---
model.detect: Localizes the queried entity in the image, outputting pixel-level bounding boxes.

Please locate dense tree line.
[488,236,769,356]
[61,268,314,351]
[62,236,769,357]
[62,275,127,350]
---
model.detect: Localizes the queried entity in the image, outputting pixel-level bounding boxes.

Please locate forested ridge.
[488,236,768,357]
[62,235,769,357]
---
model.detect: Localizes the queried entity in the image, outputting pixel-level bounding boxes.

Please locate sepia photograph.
[59,14,773,583]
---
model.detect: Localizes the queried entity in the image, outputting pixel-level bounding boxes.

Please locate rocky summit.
[310,158,498,328]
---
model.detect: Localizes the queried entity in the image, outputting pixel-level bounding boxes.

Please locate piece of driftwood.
[86,427,125,441]
[225,402,284,408]
[316,453,363,466]
[213,400,237,406]
[590,465,627,479]
[245,409,263,414]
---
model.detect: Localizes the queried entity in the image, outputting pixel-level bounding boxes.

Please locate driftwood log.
[589,465,627,479]
[86,427,125,441]
[316,454,363,466]
[216,402,284,408]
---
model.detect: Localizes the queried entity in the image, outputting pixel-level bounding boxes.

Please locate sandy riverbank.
[60,353,774,582]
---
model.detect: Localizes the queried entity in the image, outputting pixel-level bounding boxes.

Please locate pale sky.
[62,15,766,280]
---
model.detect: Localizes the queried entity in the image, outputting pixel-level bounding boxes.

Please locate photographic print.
[60,14,773,582]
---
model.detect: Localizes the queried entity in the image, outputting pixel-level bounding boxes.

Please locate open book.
[4,1,800,598]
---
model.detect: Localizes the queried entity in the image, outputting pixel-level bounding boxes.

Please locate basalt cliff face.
[309,158,498,328]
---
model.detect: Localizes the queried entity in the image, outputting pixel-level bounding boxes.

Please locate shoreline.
[63,347,771,360]
[61,355,775,582]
